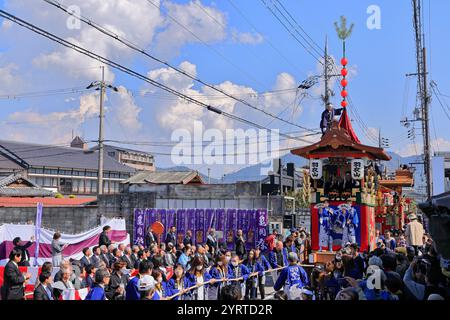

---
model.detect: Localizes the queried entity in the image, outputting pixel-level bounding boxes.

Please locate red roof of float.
[0,197,97,207]
[291,108,391,161]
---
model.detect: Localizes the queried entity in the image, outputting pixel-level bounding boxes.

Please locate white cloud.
[1,92,100,144]
[394,137,450,157]
[0,63,22,94]
[114,86,143,132]
[231,29,264,45]
[154,0,227,56]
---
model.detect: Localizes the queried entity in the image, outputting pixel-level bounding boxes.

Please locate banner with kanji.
[133,208,266,250]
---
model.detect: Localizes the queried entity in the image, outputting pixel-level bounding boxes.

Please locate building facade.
[0,139,135,195]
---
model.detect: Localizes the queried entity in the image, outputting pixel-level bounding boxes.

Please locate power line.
[0,9,317,146]
[0,86,90,100]
[259,0,379,144]
[42,0,318,133]
[259,0,323,65]
[144,0,268,90]
[226,0,303,75]
[430,82,450,121]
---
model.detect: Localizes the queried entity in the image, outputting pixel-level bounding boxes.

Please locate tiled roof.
[0,197,97,207]
[122,171,203,185]
[0,173,54,197]
[0,140,135,173]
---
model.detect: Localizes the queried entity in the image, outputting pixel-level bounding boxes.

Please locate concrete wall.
[128,182,261,199]
[0,183,288,237]
[0,206,98,234]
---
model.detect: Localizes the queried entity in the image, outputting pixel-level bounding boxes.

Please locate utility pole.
[207,168,211,184]
[422,47,432,199]
[411,0,432,199]
[321,36,340,106]
[98,66,105,195]
[86,66,118,196]
[324,36,329,106]
[379,128,381,149]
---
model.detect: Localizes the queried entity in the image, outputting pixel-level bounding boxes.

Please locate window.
[92,180,97,193]
[35,177,44,186]
[31,168,44,174]
[104,180,109,194]
[108,152,115,157]
[86,171,97,177]
[59,169,72,176]
[44,177,52,186]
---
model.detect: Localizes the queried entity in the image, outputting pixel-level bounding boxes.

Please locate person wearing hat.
[138,275,158,300]
[358,265,396,300]
[320,102,343,135]
[126,260,154,300]
[274,252,309,300]
[405,213,424,254]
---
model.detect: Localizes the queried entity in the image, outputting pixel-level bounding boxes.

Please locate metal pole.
[98,66,105,195]
[422,48,432,199]
[379,128,381,149]
[324,36,329,105]
[208,168,211,184]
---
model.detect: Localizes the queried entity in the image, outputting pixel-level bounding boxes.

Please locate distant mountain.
[157,152,426,192]
[222,151,425,186]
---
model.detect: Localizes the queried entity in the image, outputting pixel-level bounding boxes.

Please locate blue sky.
[0,0,449,177]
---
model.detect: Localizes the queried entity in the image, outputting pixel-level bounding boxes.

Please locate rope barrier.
[166,264,314,300]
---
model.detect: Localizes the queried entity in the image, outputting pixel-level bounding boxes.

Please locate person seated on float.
[320,102,344,135]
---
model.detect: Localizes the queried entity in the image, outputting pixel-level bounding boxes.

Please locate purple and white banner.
[0,218,129,266]
[133,208,145,246]
[256,209,268,250]
[134,208,266,250]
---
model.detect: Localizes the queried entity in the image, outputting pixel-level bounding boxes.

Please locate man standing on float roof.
[320,102,344,135]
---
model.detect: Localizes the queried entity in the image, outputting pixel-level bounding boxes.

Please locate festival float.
[291,17,392,262]
[377,168,415,234]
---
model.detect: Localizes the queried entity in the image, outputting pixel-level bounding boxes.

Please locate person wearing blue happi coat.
[85,269,110,300]
[319,201,334,252]
[254,248,271,299]
[209,256,231,300]
[228,255,250,297]
[274,252,309,300]
[243,250,265,299]
[184,257,212,300]
[343,201,359,244]
[167,264,189,300]
[126,260,153,300]
[85,284,106,300]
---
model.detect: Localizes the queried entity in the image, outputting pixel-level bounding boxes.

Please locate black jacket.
[165,232,177,246]
[80,256,92,269]
[1,260,25,300]
[121,255,134,269]
[183,235,193,247]
[105,272,128,300]
[235,236,246,257]
[33,284,56,300]
[320,108,343,130]
[99,232,111,247]
[14,241,33,266]
[145,232,157,248]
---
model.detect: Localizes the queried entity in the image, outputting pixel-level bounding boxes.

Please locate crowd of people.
[1,214,448,301]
